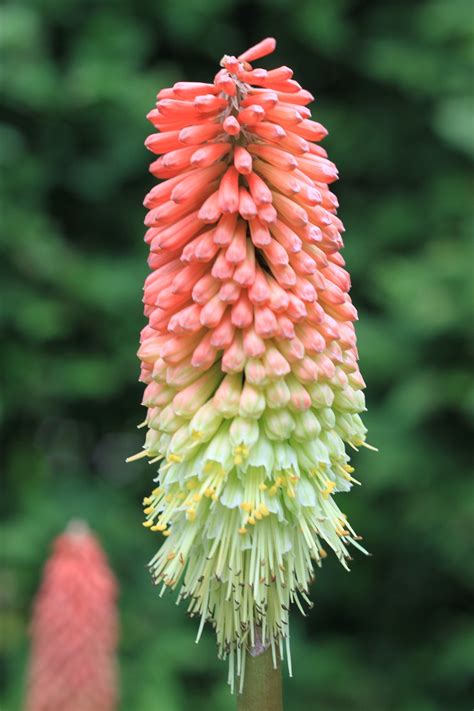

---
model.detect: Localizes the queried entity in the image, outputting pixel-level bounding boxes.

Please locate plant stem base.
[237,648,283,711]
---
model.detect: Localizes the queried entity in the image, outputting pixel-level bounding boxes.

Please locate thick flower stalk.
[134,37,371,690]
[25,522,119,711]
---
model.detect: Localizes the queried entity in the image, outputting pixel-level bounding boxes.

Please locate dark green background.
[1,0,473,709]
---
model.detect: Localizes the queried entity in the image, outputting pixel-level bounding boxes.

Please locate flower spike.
[25,522,119,711]
[135,38,371,692]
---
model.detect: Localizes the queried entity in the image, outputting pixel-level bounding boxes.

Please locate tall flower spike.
[135,37,373,692]
[25,522,119,711]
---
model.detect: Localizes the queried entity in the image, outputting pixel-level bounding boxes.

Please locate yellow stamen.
[151,523,167,532]
[240,501,253,512]
[321,480,336,499]
[142,520,153,528]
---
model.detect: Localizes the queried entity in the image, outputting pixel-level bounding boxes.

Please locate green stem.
[237,648,283,711]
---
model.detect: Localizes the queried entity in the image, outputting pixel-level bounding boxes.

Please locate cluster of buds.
[132,37,371,690]
[25,522,119,711]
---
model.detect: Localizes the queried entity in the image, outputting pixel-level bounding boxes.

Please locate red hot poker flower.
[134,37,373,691]
[25,522,119,711]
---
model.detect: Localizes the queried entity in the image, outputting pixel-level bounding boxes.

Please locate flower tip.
[238,37,277,64]
[219,53,239,70]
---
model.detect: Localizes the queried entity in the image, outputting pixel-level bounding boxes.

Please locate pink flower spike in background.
[25,521,119,711]
[132,37,375,697]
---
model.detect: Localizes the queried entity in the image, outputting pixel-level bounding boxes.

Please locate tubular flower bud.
[134,37,373,691]
[25,522,119,711]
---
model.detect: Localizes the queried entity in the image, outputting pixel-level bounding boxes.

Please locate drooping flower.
[133,37,372,690]
[25,522,119,711]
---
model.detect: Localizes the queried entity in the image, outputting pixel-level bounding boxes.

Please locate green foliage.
[1,0,472,709]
